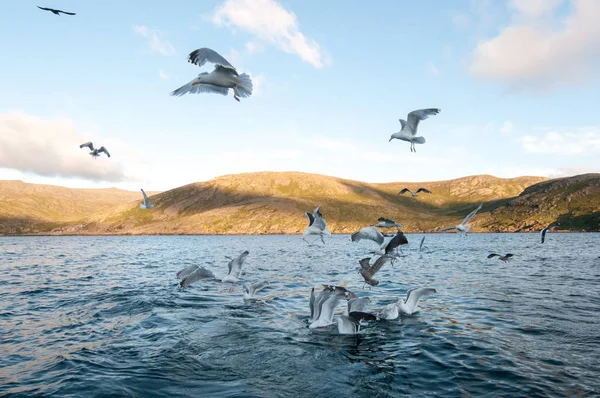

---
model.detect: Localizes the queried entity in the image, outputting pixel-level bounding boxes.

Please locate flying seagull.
[389,108,441,152]
[375,217,403,229]
[378,287,437,319]
[398,187,432,197]
[351,226,384,246]
[358,255,391,287]
[171,48,253,102]
[242,281,269,300]
[419,236,427,252]
[303,206,331,244]
[37,6,75,15]
[177,265,215,287]
[540,227,549,244]
[384,229,409,256]
[487,253,514,263]
[139,189,155,210]
[79,142,110,158]
[440,203,483,236]
[222,250,249,284]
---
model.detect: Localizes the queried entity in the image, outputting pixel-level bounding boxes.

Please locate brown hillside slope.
[45,171,554,235]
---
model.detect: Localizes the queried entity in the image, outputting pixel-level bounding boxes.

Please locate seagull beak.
[388,137,393,142]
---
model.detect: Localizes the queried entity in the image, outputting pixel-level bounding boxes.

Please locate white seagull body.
[139,189,155,209]
[389,108,440,152]
[171,48,253,102]
[222,250,249,283]
[441,203,483,236]
[378,287,437,319]
[309,286,356,328]
[79,142,110,158]
[351,226,384,246]
[303,206,331,244]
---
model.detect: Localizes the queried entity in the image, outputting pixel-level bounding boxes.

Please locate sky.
[1,0,600,192]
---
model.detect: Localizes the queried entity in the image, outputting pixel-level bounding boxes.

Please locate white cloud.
[521,130,600,154]
[212,0,328,68]
[469,0,600,90]
[0,112,126,182]
[134,25,175,56]
[500,120,514,133]
[159,69,170,80]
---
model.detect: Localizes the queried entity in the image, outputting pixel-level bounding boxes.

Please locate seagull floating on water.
[309,285,356,328]
[389,108,441,152]
[398,187,432,197]
[242,281,269,300]
[440,203,483,236]
[488,253,514,262]
[139,189,155,210]
[337,311,377,335]
[177,265,215,287]
[79,142,110,158]
[171,48,253,102]
[37,6,75,15]
[375,217,403,229]
[351,226,384,246]
[303,206,331,244]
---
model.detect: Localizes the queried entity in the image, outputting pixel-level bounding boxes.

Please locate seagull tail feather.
[412,136,426,144]
[236,73,253,98]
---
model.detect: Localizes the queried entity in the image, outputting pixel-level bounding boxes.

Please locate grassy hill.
[1,172,597,235]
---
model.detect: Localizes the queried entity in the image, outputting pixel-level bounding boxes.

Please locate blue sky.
[1,0,599,191]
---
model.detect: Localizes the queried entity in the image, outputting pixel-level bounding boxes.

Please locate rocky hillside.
[2,172,597,235]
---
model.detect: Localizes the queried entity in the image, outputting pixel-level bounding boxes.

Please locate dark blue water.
[1,233,599,397]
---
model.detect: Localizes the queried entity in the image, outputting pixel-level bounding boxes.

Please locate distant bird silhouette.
[398,187,432,197]
[37,6,76,15]
[389,108,441,152]
[79,142,110,158]
[487,253,514,263]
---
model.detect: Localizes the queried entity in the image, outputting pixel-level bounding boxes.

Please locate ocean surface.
[1,233,599,397]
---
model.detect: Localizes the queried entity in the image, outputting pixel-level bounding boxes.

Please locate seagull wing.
[461,203,483,225]
[385,231,408,253]
[398,188,411,195]
[505,253,514,258]
[176,264,199,279]
[540,228,548,243]
[188,48,236,72]
[80,142,94,150]
[312,287,333,322]
[312,212,328,231]
[228,250,249,278]
[170,78,229,97]
[97,147,110,157]
[58,10,75,15]
[37,6,53,11]
[305,211,315,227]
[440,226,458,232]
[337,315,359,334]
[359,257,371,271]
[368,255,391,276]
[180,267,215,287]
[348,297,370,313]
[406,108,441,134]
[487,253,499,259]
[419,236,426,251]
[249,280,269,295]
[309,288,316,320]
[349,311,377,322]
[318,293,345,324]
[416,188,431,194]
[141,189,150,206]
[351,226,384,245]
[214,64,239,76]
[404,287,437,311]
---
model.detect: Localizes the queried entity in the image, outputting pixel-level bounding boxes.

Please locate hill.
[2,172,597,235]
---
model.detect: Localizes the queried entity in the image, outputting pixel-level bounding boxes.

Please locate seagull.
[375,217,403,229]
[242,281,269,300]
[398,187,432,197]
[79,142,110,158]
[37,6,75,15]
[222,250,249,284]
[384,229,409,256]
[170,48,253,102]
[378,287,437,319]
[309,286,356,329]
[540,227,550,244]
[348,297,371,314]
[177,265,215,287]
[303,206,331,244]
[440,203,483,236]
[139,189,155,210]
[389,108,441,152]
[487,253,514,263]
[358,255,391,287]
[419,236,427,252]
[351,226,384,246]
[337,311,377,335]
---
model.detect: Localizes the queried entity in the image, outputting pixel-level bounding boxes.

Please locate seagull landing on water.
[309,286,357,329]
[440,203,483,237]
[37,6,75,15]
[389,108,441,152]
[177,265,215,287]
[375,217,403,229]
[337,311,377,335]
[488,253,514,263]
[243,281,269,300]
[79,142,110,158]
[171,48,253,102]
[378,287,437,319]
[398,187,432,198]
[222,250,249,287]
[302,206,331,244]
[139,189,155,210]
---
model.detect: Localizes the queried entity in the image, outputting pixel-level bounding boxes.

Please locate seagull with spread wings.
[398,187,432,197]
[378,287,437,319]
[487,253,514,263]
[351,226,384,247]
[440,203,483,236]
[170,48,253,102]
[79,142,110,158]
[37,6,75,15]
[358,255,391,287]
[139,189,155,210]
[375,217,403,229]
[389,108,441,152]
[302,206,331,244]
